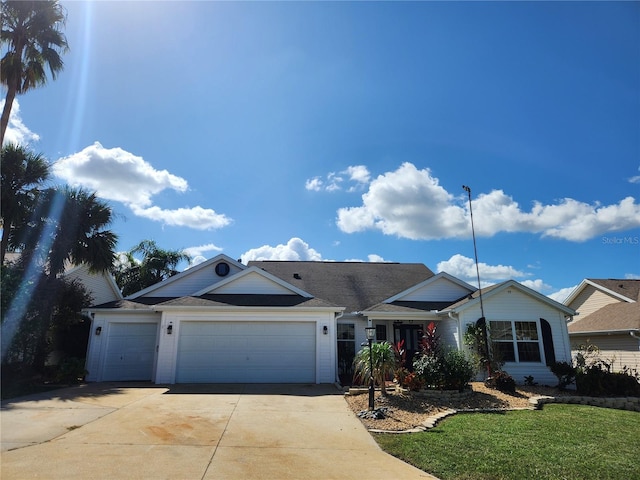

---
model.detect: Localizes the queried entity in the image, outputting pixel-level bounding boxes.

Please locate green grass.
[376,404,640,480]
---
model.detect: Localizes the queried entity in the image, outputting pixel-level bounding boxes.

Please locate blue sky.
[3,1,639,301]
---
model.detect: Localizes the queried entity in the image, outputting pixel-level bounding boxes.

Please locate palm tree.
[114,240,191,296]
[1,0,69,145]
[353,341,397,397]
[0,143,50,265]
[27,187,118,276]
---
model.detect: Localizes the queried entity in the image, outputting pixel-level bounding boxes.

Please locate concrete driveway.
[1,383,436,479]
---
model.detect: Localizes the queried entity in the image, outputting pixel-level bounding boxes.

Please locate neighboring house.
[84,255,575,386]
[63,262,123,306]
[566,279,640,371]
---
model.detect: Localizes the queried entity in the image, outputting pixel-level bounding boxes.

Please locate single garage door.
[102,323,157,381]
[176,321,316,383]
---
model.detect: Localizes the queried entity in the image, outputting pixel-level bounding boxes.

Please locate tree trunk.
[1,86,17,147]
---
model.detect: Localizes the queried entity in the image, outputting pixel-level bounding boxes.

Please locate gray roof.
[248,261,434,312]
[158,294,336,309]
[568,301,640,334]
[587,279,640,302]
[365,300,459,313]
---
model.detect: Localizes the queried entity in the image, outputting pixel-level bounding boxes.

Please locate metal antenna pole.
[462,185,485,319]
[463,185,491,377]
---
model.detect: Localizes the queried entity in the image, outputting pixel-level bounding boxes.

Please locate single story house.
[566,279,640,371]
[85,255,575,386]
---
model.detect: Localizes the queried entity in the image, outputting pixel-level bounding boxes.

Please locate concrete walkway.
[1,383,436,479]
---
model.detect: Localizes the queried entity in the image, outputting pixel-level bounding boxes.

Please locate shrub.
[413,354,443,389]
[413,349,475,392]
[550,361,576,390]
[53,357,87,384]
[486,370,516,394]
[523,375,537,386]
[576,363,640,397]
[441,350,475,392]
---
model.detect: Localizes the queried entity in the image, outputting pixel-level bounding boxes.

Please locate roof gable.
[127,254,245,299]
[384,272,476,303]
[564,279,639,306]
[195,267,313,297]
[447,280,576,316]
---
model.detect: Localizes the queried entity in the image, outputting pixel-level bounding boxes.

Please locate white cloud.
[437,254,526,283]
[183,243,224,258]
[241,237,323,263]
[54,142,187,207]
[1,99,40,146]
[131,205,231,230]
[338,163,467,239]
[53,142,232,231]
[305,177,323,191]
[183,243,225,269]
[547,285,577,303]
[520,279,552,293]
[344,254,388,262]
[625,273,640,280]
[344,165,371,192]
[305,165,371,193]
[336,162,640,242]
[629,176,640,184]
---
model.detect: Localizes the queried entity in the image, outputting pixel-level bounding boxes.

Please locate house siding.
[567,285,623,320]
[146,261,243,297]
[65,264,121,305]
[458,287,572,386]
[400,277,471,302]
[571,334,640,372]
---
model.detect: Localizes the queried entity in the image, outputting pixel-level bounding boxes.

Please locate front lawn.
[376,404,640,480]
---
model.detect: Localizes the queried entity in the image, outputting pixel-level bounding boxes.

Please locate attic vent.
[293,273,301,279]
[215,262,230,277]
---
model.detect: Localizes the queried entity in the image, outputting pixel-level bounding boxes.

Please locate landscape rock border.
[365,394,640,434]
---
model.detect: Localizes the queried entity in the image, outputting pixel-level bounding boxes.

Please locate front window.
[490,320,541,363]
[337,324,355,384]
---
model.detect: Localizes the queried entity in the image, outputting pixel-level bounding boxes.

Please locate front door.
[394,324,422,370]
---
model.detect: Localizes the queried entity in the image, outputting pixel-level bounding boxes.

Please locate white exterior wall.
[65,264,121,305]
[146,261,244,297]
[154,309,336,384]
[85,311,160,382]
[401,277,472,302]
[458,287,572,386]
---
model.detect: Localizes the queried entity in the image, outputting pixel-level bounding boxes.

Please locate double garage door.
[176,321,316,383]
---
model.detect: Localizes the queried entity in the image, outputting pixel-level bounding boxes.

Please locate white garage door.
[102,323,157,381]
[176,321,316,383]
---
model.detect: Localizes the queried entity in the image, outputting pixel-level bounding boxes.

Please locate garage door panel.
[176,321,316,383]
[102,323,157,381]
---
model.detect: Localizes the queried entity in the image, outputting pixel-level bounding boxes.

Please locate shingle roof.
[587,279,640,302]
[568,301,640,334]
[157,294,336,309]
[248,261,434,313]
[90,297,174,310]
[365,300,459,313]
